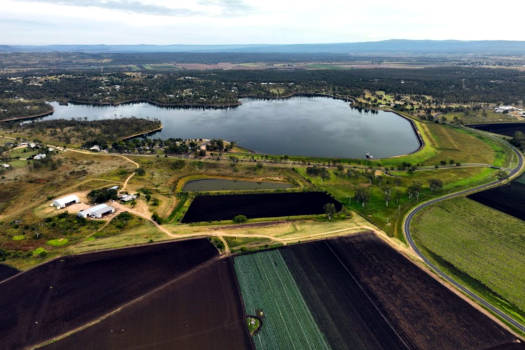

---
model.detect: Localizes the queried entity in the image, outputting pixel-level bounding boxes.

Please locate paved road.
[404,141,525,334]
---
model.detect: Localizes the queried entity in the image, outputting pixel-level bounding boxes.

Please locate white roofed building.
[119,194,137,202]
[52,195,80,209]
[78,204,115,219]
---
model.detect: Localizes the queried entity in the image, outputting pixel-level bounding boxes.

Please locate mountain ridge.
[1,40,525,55]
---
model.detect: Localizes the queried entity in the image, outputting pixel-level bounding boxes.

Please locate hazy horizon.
[2,0,525,45]
[3,39,525,47]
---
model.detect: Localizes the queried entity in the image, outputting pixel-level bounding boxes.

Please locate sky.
[1,0,525,45]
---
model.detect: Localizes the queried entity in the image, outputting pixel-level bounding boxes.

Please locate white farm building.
[78,204,115,219]
[52,195,80,209]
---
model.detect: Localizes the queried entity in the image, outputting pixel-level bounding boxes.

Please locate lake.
[43,97,421,158]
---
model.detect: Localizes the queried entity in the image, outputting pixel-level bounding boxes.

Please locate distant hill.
[1,40,525,55]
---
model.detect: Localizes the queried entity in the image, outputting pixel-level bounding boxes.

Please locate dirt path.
[217,235,230,254]
[65,149,138,192]
[111,202,172,236]
[65,149,138,169]
[110,202,374,248]
[121,173,135,192]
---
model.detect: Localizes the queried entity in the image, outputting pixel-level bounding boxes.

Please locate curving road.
[403,140,525,334]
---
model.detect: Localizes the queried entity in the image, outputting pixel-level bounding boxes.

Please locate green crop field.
[234,250,330,350]
[411,197,525,324]
[515,173,525,185]
[441,110,519,125]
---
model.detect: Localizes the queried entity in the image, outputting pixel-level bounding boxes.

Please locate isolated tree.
[354,188,370,207]
[428,178,443,192]
[392,189,402,205]
[407,182,422,201]
[151,213,163,225]
[496,170,509,181]
[365,169,376,184]
[324,203,336,221]
[233,214,247,223]
[382,186,392,207]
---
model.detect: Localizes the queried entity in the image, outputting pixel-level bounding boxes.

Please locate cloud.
[198,0,253,16]
[14,0,199,16]
[2,0,524,45]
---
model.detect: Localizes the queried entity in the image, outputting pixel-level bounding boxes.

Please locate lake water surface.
[44,97,420,158]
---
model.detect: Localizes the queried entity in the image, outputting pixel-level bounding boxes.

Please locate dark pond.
[43,97,420,158]
[468,179,525,220]
[182,178,293,192]
[181,192,342,223]
[467,123,525,137]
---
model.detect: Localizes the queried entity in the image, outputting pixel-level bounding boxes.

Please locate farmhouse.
[33,153,47,160]
[78,204,115,219]
[494,105,516,113]
[52,194,80,209]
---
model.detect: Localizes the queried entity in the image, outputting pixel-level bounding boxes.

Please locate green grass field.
[297,162,497,240]
[515,173,525,185]
[234,250,330,350]
[411,197,525,325]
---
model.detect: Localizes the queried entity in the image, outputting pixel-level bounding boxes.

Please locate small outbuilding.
[119,194,137,202]
[89,145,101,152]
[52,195,80,209]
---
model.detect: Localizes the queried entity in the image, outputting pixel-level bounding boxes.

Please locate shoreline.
[119,125,164,141]
[60,92,354,110]
[384,110,425,158]
[4,95,424,161]
[0,106,54,123]
[67,99,242,110]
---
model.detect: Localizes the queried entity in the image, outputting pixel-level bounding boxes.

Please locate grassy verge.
[225,237,278,253]
[166,192,191,223]
[67,220,166,254]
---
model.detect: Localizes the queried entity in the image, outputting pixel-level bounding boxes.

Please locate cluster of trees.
[0,100,52,121]
[108,137,231,156]
[87,187,118,204]
[4,117,161,147]
[306,166,330,179]
[510,131,525,151]
[350,178,443,208]
[2,67,524,117]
